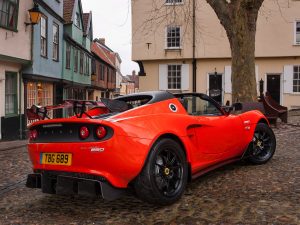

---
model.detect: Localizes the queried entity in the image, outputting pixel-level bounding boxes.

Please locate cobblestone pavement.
[0,123,299,225]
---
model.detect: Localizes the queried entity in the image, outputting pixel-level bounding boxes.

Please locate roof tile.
[63,0,75,23]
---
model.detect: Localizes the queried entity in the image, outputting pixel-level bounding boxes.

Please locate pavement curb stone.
[0,140,27,151]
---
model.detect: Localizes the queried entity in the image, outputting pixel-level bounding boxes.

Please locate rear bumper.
[26,170,125,201]
[27,135,151,188]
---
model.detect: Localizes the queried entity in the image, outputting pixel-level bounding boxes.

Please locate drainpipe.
[192,0,196,92]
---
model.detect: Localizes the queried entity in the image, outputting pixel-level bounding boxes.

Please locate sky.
[81,0,139,76]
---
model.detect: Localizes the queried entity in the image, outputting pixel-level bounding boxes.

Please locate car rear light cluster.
[95,126,107,139]
[79,126,107,140]
[29,129,38,141]
[79,126,90,139]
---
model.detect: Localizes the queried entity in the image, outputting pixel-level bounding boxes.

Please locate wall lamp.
[25,3,43,27]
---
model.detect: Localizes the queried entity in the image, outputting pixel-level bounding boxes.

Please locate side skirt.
[191,157,240,180]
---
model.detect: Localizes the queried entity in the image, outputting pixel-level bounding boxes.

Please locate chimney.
[98,38,105,45]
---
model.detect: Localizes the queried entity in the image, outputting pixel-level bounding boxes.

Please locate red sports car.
[26,91,276,205]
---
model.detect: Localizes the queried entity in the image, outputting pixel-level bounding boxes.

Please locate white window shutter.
[283,65,293,94]
[181,64,189,91]
[159,64,168,90]
[224,66,232,94]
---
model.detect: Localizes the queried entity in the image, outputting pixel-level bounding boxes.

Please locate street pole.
[192,0,197,93]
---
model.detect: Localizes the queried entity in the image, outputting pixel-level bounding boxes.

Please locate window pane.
[5,73,17,115]
[0,0,18,29]
[297,22,300,32]
[41,17,46,37]
[167,64,182,90]
[166,26,180,48]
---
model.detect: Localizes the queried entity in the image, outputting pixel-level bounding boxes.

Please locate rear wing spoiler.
[26,99,129,121]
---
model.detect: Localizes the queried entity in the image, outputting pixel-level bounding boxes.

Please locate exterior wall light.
[25,3,43,27]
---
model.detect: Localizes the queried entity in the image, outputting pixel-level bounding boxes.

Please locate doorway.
[266,74,281,104]
[209,73,223,104]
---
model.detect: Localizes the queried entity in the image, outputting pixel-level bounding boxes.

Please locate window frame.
[175,93,224,117]
[99,64,104,81]
[165,25,181,49]
[295,21,300,45]
[293,65,300,93]
[5,72,18,117]
[74,48,78,72]
[75,12,80,29]
[85,55,90,75]
[65,43,71,69]
[0,0,19,31]
[52,22,59,61]
[167,64,182,90]
[107,67,110,82]
[40,15,48,58]
[79,51,84,74]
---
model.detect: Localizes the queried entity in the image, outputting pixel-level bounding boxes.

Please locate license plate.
[41,153,72,166]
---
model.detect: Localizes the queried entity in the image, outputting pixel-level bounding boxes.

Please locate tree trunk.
[206,0,264,103]
[228,9,258,103]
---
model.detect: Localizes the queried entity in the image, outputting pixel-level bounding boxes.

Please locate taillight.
[30,129,38,141]
[79,126,89,139]
[95,126,107,139]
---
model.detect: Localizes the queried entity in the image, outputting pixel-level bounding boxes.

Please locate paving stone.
[0,122,299,225]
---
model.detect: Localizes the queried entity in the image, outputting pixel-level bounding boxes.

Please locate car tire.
[246,123,276,165]
[134,138,188,205]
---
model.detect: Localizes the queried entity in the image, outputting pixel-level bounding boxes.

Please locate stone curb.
[0,143,27,152]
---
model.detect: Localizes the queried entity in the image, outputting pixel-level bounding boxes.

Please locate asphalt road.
[0,124,299,225]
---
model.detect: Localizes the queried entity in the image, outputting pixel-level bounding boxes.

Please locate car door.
[182,95,245,157]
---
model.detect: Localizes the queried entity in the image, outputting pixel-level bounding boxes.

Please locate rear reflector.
[79,126,89,139]
[95,126,107,139]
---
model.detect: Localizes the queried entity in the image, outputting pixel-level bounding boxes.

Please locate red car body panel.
[27,93,268,189]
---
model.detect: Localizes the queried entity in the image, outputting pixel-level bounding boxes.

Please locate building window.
[166,26,181,49]
[107,68,110,82]
[0,0,19,30]
[40,16,48,57]
[99,64,104,81]
[75,12,80,28]
[80,51,84,74]
[5,72,17,115]
[165,0,183,5]
[295,21,300,45]
[74,48,78,72]
[91,58,96,76]
[52,23,59,61]
[293,65,300,92]
[168,65,181,89]
[27,82,53,125]
[85,56,90,75]
[66,43,71,69]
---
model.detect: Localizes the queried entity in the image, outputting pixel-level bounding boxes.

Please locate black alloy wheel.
[154,148,184,197]
[247,123,276,164]
[134,138,188,205]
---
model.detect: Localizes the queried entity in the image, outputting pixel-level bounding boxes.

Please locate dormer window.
[75,12,80,28]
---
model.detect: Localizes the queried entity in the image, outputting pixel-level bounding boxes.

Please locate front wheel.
[134,138,188,205]
[247,123,276,164]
